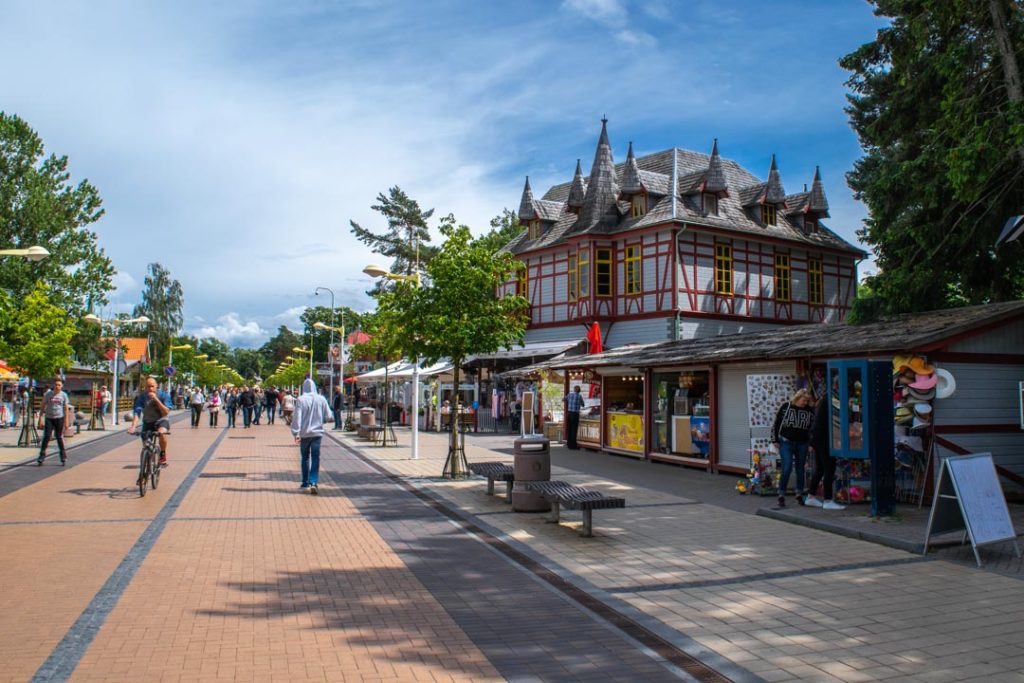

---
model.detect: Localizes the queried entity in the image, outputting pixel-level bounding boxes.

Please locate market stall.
[650,369,712,465]
[601,369,645,457]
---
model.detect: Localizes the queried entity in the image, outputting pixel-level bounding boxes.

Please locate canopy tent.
[353,360,411,382]
[389,360,454,378]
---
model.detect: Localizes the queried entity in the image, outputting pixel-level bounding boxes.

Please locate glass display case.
[652,371,711,460]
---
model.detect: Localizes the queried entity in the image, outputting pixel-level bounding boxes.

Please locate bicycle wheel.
[138,445,150,497]
[150,447,160,490]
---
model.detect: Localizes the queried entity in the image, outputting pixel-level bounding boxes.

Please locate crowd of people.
[181,384,300,428]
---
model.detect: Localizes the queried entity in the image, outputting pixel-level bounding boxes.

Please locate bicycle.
[136,429,161,497]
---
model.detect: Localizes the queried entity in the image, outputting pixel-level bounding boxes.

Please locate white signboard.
[924,453,1021,566]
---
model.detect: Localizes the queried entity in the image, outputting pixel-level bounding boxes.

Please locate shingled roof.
[502,121,864,257]
[545,301,1024,370]
[517,177,537,221]
[620,142,644,194]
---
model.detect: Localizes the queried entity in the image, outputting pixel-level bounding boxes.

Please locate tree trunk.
[989,0,1024,163]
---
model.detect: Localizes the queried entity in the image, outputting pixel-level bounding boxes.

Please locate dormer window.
[630,194,646,218]
[806,217,818,233]
[761,203,777,226]
[528,218,542,240]
[703,193,718,216]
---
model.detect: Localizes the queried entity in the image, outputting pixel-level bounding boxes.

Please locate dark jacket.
[238,390,255,407]
[772,401,814,443]
[809,396,830,454]
[264,389,278,408]
[332,391,343,410]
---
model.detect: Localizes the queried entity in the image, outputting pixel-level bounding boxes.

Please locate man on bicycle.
[129,376,171,468]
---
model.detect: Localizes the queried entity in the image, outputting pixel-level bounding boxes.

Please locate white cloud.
[562,0,627,25]
[615,29,657,47]
[111,270,138,296]
[188,313,267,348]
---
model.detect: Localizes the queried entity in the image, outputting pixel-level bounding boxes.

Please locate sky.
[3,0,887,347]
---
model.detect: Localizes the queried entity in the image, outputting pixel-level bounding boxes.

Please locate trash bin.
[511,435,551,512]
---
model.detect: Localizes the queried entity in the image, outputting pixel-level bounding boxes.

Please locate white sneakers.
[823,500,846,510]
[804,495,824,508]
[803,495,845,510]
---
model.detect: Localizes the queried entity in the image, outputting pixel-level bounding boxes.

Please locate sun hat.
[934,368,956,400]
[908,357,935,375]
[913,403,932,416]
[912,415,931,430]
[892,354,914,374]
[896,369,917,385]
[907,386,936,401]
[910,373,938,390]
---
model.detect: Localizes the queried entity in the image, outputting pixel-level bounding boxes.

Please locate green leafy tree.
[373,218,529,477]
[197,337,231,364]
[0,113,115,326]
[842,0,1024,321]
[300,305,365,366]
[258,325,303,368]
[132,263,184,365]
[475,208,522,253]
[349,186,439,290]
[229,348,266,382]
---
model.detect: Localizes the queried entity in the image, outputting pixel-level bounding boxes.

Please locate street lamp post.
[314,318,347,425]
[314,287,336,399]
[0,246,50,262]
[83,314,151,426]
[292,347,313,379]
[362,263,421,460]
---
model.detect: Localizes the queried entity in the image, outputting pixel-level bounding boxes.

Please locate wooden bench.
[525,481,626,537]
[468,461,514,503]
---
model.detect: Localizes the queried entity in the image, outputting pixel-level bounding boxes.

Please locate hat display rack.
[891,354,949,505]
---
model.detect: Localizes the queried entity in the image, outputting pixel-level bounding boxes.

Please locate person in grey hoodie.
[291,378,330,494]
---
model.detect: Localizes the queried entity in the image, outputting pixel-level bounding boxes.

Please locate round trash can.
[511,435,551,512]
[359,408,375,428]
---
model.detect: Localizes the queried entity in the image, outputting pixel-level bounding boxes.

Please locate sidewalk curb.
[756,507,926,554]
[330,433,765,683]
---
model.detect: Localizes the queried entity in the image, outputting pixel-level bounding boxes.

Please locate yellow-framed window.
[595,247,613,297]
[578,247,590,297]
[761,203,777,226]
[528,218,541,240]
[631,194,646,218]
[625,245,642,295]
[774,253,791,302]
[714,243,733,295]
[808,257,823,305]
[568,254,577,302]
[516,264,528,299]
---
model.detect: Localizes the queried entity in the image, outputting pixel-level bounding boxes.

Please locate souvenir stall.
[601,369,645,457]
[0,362,19,428]
[566,369,601,449]
[650,369,712,465]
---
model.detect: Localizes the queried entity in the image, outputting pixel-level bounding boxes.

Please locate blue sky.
[3,0,886,347]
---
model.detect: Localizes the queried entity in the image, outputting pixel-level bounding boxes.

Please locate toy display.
[736,448,777,496]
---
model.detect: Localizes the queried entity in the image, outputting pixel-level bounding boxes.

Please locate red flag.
[586,322,603,354]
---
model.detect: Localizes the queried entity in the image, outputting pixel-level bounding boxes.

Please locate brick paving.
[4,415,1023,682]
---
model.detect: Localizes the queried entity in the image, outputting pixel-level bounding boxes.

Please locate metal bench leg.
[486,477,495,496]
[547,500,560,524]
[581,509,593,538]
[504,480,513,503]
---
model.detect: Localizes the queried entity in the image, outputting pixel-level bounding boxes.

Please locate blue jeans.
[332,408,342,429]
[778,439,808,496]
[300,436,321,486]
[242,406,252,427]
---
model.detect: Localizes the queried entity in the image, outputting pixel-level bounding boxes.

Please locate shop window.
[567,254,577,302]
[625,245,642,295]
[761,203,777,226]
[631,194,646,218]
[579,247,590,297]
[596,247,613,297]
[604,375,645,454]
[714,243,732,295]
[652,371,710,458]
[774,253,791,302]
[516,264,528,299]
[808,257,823,304]
[527,218,541,240]
[703,193,718,216]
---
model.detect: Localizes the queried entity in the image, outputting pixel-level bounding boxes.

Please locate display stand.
[924,453,1021,567]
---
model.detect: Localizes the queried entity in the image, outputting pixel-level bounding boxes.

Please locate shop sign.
[608,412,644,453]
[579,419,601,443]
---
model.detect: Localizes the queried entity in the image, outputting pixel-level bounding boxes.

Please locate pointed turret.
[517,176,537,222]
[620,141,643,194]
[765,154,786,204]
[578,118,620,230]
[567,159,587,209]
[808,166,829,215]
[703,138,728,194]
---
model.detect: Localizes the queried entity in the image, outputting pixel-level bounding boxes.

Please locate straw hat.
[934,368,956,400]
[910,373,938,390]
[908,357,935,375]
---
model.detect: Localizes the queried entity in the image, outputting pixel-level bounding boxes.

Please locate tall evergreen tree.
[842,0,1024,321]
[133,262,184,365]
[349,187,438,289]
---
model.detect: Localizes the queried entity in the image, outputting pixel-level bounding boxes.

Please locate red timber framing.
[615,230,675,317]
[678,229,856,324]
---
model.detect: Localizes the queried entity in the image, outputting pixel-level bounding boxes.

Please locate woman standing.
[771,388,815,507]
[208,390,221,427]
[225,388,238,428]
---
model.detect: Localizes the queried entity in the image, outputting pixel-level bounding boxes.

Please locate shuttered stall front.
[716,361,799,472]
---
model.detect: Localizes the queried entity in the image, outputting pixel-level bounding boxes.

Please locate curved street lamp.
[0,245,50,262]
[82,314,151,425]
[292,347,314,377]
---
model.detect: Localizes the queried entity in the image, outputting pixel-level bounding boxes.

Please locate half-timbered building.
[500,120,865,348]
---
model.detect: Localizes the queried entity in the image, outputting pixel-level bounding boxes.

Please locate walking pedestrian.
[291,378,330,494]
[282,389,296,425]
[803,395,846,510]
[101,385,112,415]
[252,385,263,425]
[239,386,255,427]
[771,388,815,507]
[564,385,583,449]
[225,388,238,428]
[264,386,278,425]
[189,386,205,428]
[208,390,221,427]
[332,385,344,430]
[37,379,70,466]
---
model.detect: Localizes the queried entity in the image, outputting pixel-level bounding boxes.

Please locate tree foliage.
[474,208,522,253]
[0,282,76,381]
[842,0,1024,320]
[133,262,184,365]
[0,112,115,321]
[258,325,303,368]
[373,218,529,476]
[349,186,438,290]
[300,305,365,366]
